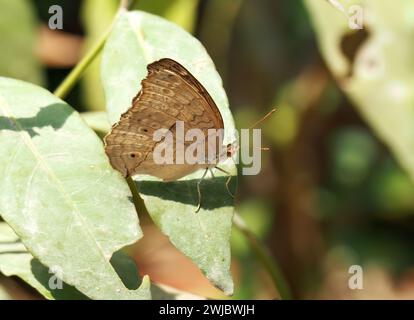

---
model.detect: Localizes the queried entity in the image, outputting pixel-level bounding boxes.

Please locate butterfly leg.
[214,166,235,198]
[195,168,209,213]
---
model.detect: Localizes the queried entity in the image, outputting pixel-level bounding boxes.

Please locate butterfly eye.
[129,153,136,159]
[226,143,234,157]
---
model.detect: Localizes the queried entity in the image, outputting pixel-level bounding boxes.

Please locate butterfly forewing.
[104,58,225,179]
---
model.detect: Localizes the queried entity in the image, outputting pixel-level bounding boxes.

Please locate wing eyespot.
[105,58,224,179]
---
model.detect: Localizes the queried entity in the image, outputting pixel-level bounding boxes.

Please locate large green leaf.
[304,0,414,182]
[0,0,43,84]
[0,222,87,299]
[0,222,197,300]
[101,11,236,295]
[0,78,150,299]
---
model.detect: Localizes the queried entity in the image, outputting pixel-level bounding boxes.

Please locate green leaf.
[0,0,44,84]
[0,223,88,299]
[101,11,236,295]
[0,222,195,300]
[304,0,414,183]
[0,78,150,299]
[81,111,111,134]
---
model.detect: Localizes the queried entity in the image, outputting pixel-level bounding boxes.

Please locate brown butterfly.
[104,58,231,211]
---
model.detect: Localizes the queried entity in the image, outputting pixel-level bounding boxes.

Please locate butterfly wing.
[104,58,224,180]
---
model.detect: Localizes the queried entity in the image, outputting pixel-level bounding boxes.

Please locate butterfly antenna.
[249,108,277,130]
[224,108,276,160]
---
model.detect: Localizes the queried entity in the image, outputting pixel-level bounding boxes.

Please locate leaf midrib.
[0,95,112,268]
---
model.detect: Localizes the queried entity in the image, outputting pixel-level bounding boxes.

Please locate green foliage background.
[1,0,414,300]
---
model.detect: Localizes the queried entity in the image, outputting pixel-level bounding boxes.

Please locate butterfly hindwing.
[104,58,224,179]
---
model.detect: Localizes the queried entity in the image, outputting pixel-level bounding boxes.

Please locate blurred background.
[2,0,414,300]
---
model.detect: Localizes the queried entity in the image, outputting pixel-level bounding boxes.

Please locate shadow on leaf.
[0,103,73,137]
[110,250,177,299]
[30,259,89,300]
[136,175,237,210]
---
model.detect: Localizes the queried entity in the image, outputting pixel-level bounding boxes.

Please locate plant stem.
[126,177,150,216]
[53,0,132,99]
[53,29,110,99]
[233,213,292,300]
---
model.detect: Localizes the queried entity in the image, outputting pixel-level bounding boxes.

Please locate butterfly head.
[226,143,238,158]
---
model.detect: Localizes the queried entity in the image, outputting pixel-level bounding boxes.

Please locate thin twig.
[233,213,292,300]
[53,0,132,99]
